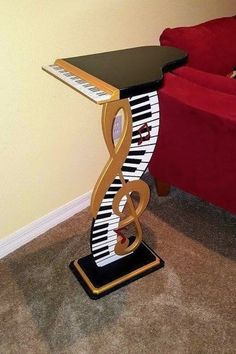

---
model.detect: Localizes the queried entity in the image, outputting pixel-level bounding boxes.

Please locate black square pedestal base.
[69,241,164,299]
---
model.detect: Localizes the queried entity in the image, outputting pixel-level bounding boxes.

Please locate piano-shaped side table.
[43,46,187,299]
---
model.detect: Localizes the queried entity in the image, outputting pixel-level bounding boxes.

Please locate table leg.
[70,91,164,299]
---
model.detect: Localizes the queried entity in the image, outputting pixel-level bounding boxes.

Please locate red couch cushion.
[160,16,236,75]
[149,73,236,213]
[174,66,236,95]
[158,72,236,122]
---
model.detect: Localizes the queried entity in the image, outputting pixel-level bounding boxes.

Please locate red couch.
[149,16,236,214]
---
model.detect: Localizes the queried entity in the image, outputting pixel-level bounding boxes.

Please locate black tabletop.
[64,46,187,98]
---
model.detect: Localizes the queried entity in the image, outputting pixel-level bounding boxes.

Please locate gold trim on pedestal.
[72,256,161,296]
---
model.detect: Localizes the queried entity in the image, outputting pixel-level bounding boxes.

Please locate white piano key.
[43,65,112,103]
[93,227,110,236]
[94,218,119,227]
[92,234,109,242]
[129,144,157,154]
[93,248,110,258]
[96,254,117,267]
[132,113,160,128]
[92,238,117,251]
[96,252,131,267]
[122,169,144,179]
[123,161,147,172]
[130,99,150,110]
[94,214,119,225]
[94,229,116,239]
[131,107,151,118]
[99,197,114,203]
[130,137,157,150]
[149,95,159,105]
[97,210,112,218]
[93,221,120,233]
[92,239,117,251]
[129,92,150,101]
[99,200,113,207]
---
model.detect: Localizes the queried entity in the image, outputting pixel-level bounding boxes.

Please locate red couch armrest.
[173,66,236,95]
[159,72,236,120]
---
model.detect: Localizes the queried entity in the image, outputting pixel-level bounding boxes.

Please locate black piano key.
[112,178,122,184]
[89,87,99,92]
[96,212,112,220]
[93,245,108,253]
[132,112,152,122]
[132,137,140,144]
[131,104,151,115]
[75,79,86,84]
[92,236,108,244]
[104,193,115,199]
[128,150,146,156]
[99,205,112,212]
[94,251,110,260]
[125,158,141,164]
[129,96,149,106]
[131,135,157,145]
[108,186,121,192]
[121,166,137,172]
[112,178,128,184]
[92,230,107,238]
[93,223,109,232]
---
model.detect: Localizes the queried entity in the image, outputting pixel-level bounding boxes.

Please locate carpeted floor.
[0,174,236,354]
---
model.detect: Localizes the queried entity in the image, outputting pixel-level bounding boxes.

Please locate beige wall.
[0,0,235,239]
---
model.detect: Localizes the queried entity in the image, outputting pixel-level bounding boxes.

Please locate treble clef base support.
[70,90,164,299]
[70,241,164,299]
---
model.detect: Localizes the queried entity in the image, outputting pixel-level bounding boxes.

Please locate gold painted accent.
[90,98,152,256]
[113,179,150,255]
[90,99,133,217]
[112,180,150,222]
[55,59,120,103]
[72,254,161,296]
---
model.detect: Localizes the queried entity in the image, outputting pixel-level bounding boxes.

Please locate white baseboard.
[0,191,92,259]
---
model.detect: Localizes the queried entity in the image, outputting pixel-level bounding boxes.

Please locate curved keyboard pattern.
[90,90,160,267]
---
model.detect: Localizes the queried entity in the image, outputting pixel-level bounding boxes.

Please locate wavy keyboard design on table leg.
[90,91,160,267]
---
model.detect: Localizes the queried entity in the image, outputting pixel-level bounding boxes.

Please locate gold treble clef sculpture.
[70,88,165,297]
[90,98,150,258]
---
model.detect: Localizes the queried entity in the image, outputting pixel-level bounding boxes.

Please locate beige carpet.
[0,174,235,354]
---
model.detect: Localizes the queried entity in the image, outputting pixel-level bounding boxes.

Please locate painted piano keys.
[90,91,160,267]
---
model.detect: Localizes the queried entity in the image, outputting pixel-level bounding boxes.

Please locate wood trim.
[0,191,91,259]
[154,178,171,196]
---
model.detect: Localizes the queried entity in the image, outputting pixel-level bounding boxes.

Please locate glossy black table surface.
[62,46,187,98]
